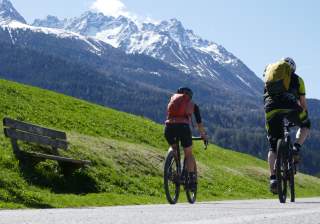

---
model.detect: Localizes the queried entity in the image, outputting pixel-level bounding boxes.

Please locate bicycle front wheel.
[289,158,295,202]
[276,139,288,203]
[164,150,180,204]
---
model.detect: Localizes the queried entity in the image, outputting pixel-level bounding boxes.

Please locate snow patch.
[128,31,162,54]
[95,25,124,47]
[150,71,161,76]
[1,20,103,55]
[236,75,252,88]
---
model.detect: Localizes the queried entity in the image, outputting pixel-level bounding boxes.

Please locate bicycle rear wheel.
[186,165,197,204]
[164,150,180,204]
[276,139,288,203]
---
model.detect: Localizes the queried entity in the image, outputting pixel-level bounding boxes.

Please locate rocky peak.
[0,0,26,24]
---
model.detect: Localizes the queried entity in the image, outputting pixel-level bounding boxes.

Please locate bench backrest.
[3,118,68,150]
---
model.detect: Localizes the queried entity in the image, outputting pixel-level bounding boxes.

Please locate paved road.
[1,198,320,224]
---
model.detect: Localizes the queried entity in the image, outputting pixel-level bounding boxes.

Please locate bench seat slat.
[22,151,91,165]
[4,128,68,150]
[3,118,66,140]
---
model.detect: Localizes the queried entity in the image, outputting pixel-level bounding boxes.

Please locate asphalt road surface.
[1,198,320,224]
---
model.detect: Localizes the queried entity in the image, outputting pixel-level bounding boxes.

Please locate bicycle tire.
[288,154,295,202]
[186,165,197,204]
[164,150,180,204]
[276,139,288,203]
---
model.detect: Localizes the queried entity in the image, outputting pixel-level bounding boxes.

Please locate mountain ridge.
[32,11,263,96]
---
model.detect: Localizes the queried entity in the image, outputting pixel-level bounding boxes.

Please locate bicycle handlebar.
[192,136,208,150]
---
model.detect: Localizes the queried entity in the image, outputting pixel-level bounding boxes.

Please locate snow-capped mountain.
[0,1,194,101]
[0,20,110,56]
[33,12,263,95]
[0,0,26,24]
[0,0,196,122]
[0,7,111,56]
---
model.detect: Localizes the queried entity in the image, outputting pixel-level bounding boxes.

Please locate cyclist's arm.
[300,95,308,111]
[197,123,207,139]
[194,104,207,138]
[298,77,308,111]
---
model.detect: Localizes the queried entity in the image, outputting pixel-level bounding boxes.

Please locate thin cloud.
[90,0,130,18]
[90,0,159,24]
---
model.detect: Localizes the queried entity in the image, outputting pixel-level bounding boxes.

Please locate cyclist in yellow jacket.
[264,57,311,194]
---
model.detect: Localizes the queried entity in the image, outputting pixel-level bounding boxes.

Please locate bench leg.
[19,152,45,168]
[59,162,82,176]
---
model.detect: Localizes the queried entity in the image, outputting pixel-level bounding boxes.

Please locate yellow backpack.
[264,60,293,95]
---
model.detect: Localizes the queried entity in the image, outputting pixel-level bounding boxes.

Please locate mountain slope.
[33,12,263,96]
[1,79,320,208]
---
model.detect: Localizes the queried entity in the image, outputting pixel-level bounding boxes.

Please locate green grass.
[0,79,319,208]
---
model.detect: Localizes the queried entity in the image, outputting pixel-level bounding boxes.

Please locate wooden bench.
[3,117,91,175]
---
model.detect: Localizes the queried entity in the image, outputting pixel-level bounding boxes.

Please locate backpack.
[167,93,194,117]
[264,60,293,95]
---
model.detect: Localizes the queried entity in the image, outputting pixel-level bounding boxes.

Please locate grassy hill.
[0,79,319,208]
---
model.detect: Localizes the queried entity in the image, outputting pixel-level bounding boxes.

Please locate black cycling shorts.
[164,123,192,148]
[265,98,311,152]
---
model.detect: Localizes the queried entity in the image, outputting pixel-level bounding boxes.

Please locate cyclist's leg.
[178,124,197,190]
[185,147,197,191]
[266,111,285,193]
[292,110,311,145]
[287,108,311,160]
[178,124,194,172]
[266,111,284,176]
[278,98,311,146]
[268,151,277,176]
[265,97,293,174]
[164,124,179,157]
[296,127,310,145]
[184,146,195,172]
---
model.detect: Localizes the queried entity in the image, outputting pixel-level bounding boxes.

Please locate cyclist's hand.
[200,132,208,149]
[204,139,209,150]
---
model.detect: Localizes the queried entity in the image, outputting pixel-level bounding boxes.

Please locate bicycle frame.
[164,136,206,204]
[167,137,205,186]
[168,145,188,186]
[283,119,291,157]
[171,144,184,185]
[282,118,296,163]
[283,120,290,142]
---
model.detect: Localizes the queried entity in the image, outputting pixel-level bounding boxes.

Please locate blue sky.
[11,0,320,99]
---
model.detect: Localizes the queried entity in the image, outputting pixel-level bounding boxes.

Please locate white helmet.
[283,57,296,73]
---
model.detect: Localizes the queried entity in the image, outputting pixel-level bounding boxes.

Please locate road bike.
[275,118,296,203]
[163,137,207,204]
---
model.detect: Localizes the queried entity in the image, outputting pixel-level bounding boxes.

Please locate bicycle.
[163,137,207,204]
[275,118,296,203]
